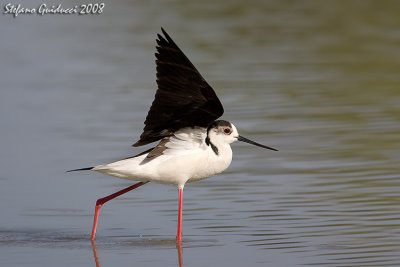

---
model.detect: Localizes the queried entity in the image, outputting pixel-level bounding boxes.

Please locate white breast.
[187,142,232,183]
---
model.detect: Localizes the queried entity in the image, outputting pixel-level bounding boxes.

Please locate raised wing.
[133,28,224,147]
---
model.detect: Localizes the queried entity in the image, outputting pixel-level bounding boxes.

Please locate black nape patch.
[205,135,219,156]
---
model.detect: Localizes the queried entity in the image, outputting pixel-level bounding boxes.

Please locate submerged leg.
[91,181,149,240]
[176,186,184,242]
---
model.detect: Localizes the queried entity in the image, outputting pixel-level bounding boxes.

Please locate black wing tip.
[157,27,167,41]
[157,27,177,48]
[66,167,94,173]
[160,27,170,40]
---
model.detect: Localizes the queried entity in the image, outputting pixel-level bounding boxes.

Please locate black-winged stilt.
[68,28,277,243]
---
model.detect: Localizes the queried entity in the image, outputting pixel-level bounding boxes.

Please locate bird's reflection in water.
[90,239,184,267]
[176,242,184,267]
[90,240,102,267]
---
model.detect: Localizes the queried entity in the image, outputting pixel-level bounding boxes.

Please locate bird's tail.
[66,167,94,172]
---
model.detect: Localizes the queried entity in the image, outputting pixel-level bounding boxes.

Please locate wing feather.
[142,127,206,162]
[133,28,224,147]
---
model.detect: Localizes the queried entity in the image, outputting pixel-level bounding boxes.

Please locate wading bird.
[68,28,277,243]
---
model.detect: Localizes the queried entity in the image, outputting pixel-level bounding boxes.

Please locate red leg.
[91,181,148,240]
[176,187,184,242]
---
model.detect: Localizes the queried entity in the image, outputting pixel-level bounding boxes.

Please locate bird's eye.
[223,128,231,134]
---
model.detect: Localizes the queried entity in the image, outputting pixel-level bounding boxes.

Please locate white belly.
[93,144,233,188]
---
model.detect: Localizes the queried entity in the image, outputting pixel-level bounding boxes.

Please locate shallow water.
[1,0,400,266]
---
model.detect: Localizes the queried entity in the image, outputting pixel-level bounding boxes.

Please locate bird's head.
[206,120,278,151]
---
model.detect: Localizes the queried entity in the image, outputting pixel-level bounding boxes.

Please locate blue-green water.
[1,1,400,266]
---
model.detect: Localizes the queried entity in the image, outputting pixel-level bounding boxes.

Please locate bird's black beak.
[237,135,278,151]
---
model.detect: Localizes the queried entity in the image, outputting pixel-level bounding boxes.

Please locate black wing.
[133,28,224,147]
